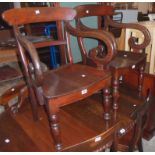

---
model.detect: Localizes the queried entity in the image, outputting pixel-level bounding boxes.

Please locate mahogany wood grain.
[2,7,76,26]
[0,81,26,107]
[122,69,155,140]
[0,111,40,151]
[75,4,114,18]
[33,40,66,49]
[1,83,149,152]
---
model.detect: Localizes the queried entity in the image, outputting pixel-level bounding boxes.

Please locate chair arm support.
[105,16,151,51]
[65,21,117,67]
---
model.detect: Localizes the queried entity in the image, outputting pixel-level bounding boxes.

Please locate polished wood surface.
[2,7,76,26]
[1,83,151,152]
[118,84,151,151]
[0,81,27,108]
[75,4,114,18]
[123,69,155,140]
[108,51,146,69]
[42,64,111,99]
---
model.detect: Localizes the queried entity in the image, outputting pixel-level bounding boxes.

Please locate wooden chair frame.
[2,7,118,151]
[74,4,151,109]
[74,4,151,151]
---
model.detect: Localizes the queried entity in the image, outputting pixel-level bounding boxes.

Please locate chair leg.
[137,137,143,152]
[29,87,38,121]
[103,87,111,120]
[11,85,28,114]
[112,70,119,111]
[129,137,143,152]
[138,65,145,97]
[46,102,62,151]
[110,132,118,152]
[49,113,62,151]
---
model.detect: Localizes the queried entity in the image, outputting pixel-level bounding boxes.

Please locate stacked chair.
[2,4,151,152]
[74,4,151,151]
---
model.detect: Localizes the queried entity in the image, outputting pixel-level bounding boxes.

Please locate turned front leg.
[138,65,145,97]
[112,70,120,110]
[49,113,62,151]
[103,87,111,120]
[46,102,62,151]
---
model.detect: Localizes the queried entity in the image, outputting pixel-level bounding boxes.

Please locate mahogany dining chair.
[2,6,117,151]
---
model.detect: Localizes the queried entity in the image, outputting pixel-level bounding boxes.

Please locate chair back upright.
[2,7,76,105]
[75,4,114,19]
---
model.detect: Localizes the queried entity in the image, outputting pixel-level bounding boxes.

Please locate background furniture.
[75,4,151,151]
[138,12,150,22]
[0,29,24,109]
[75,3,150,101]
[123,69,155,140]
[117,90,150,151]
[125,21,155,74]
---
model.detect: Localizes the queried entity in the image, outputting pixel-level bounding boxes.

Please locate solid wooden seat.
[2,7,117,151]
[109,51,146,69]
[42,64,111,99]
